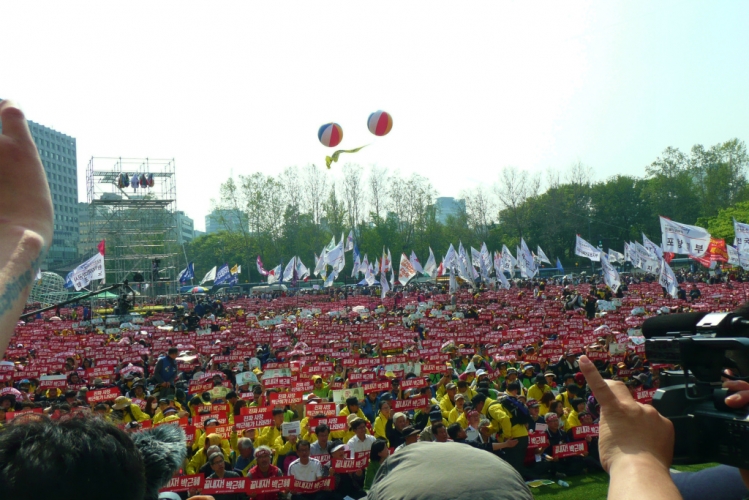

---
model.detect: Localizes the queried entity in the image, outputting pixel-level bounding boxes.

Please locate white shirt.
[288,458,323,482]
[347,433,377,453]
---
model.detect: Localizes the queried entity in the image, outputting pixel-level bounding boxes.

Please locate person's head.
[566,384,580,397]
[226,391,238,404]
[315,423,330,443]
[579,411,593,425]
[470,393,487,413]
[506,381,521,396]
[351,418,368,438]
[432,422,448,442]
[540,391,555,406]
[478,418,492,440]
[402,427,419,445]
[447,422,466,441]
[393,412,408,431]
[535,374,546,388]
[572,398,586,413]
[237,437,254,459]
[345,396,359,414]
[296,439,311,461]
[506,368,518,380]
[550,401,564,416]
[208,451,225,474]
[254,446,272,470]
[546,412,560,431]
[545,372,556,385]
[272,408,284,427]
[454,393,465,408]
[331,443,348,459]
[526,399,540,417]
[446,383,457,398]
[167,347,179,359]
[0,417,147,500]
[378,400,391,418]
[93,402,109,417]
[370,439,389,463]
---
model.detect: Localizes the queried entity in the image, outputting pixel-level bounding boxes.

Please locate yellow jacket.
[186,435,228,474]
[556,392,574,411]
[121,404,150,424]
[527,384,552,402]
[448,406,465,425]
[438,395,455,419]
[373,415,388,442]
[565,410,581,432]
[339,407,369,423]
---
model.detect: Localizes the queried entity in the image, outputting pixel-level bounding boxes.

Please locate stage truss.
[85,157,179,298]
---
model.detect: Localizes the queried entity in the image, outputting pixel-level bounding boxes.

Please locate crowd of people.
[2,266,747,499]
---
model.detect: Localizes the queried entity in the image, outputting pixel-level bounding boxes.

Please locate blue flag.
[556,257,564,274]
[213,264,232,285]
[178,263,194,283]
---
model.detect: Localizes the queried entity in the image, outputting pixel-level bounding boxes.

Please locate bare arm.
[0,101,54,356]
[579,355,682,500]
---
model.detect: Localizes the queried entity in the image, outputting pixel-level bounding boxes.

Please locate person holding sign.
[206,451,245,500]
[245,446,285,500]
[287,440,325,499]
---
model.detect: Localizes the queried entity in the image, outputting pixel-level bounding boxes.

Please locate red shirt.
[247,464,282,500]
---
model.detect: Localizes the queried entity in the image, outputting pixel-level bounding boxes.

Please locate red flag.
[97,240,106,256]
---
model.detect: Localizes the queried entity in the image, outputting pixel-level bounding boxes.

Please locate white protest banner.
[39,374,67,389]
[65,252,105,291]
[282,421,301,437]
[660,216,710,257]
[575,235,601,261]
[659,258,678,298]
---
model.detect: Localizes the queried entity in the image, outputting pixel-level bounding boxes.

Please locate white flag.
[346,230,354,251]
[324,271,336,288]
[600,254,621,292]
[410,251,424,275]
[536,246,552,265]
[501,245,516,278]
[66,252,106,291]
[608,249,625,263]
[380,268,390,298]
[295,258,309,280]
[324,240,344,266]
[575,235,602,261]
[660,216,710,257]
[449,266,458,294]
[423,247,437,278]
[624,242,632,263]
[444,244,458,270]
[200,266,217,285]
[314,250,327,276]
[398,253,418,286]
[658,258,678,298]
[728,244,740,266]
[642,233,664,259]
[734,218,749,252]
[496,257,510,289]
[351,254,361,278]
[282,257,296,282]
[267,264,282,284]
[519,238,537,278]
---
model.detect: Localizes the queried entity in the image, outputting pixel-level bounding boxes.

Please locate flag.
[267,264,282,284]
[410,251,424,275]
[351,254,361,278]
[470,247,482,268]
[386,249,393,273]
[575,235,602,261]
[380,268,390,299]
[519,238,537,278]
[423,247,437,278]
[642,233,664,260]
[449,266,458,294]
[364,262,376,286]
[256,256,269,276]
[536,246,552,265]
[608,249,625,264]
[324,240,344,266]
[64,251,106,291]
[360,254,369,275]
[444,244,458,270]
[333,250,345,275]
[600,254,621,292]
[283,257,296,282]
[633,242,660,274]
[178,263,194,283]
[501,245,516,278]
[660,216,710,257]
[346,230,354,252]
[324,236,336,253]
[556,257,564,274]
[214,264,232,285]
[480,243,492,274]
[734,218,749,252]
[324,271,336,288]
[314,251,327,276]
[624,242,632,263]
[373,258,380,276]
[436,258,445,277]
[200,266,217,285]
[690,238,729,267]
[296,257,310,280]
[659,258,678,298]
[496,261,510,289]
[397,253,417,286]
[728,244,740,266]
[230,264,239,275]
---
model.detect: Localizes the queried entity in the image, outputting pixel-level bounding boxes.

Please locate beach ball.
[318,123,343,148]
[367,110,393,137]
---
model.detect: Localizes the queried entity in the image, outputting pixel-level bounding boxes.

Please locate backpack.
[500,396,532,426]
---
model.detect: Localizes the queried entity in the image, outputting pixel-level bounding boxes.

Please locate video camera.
[644,311,749,468]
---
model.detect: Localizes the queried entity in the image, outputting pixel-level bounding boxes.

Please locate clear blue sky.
[3,1,748,230]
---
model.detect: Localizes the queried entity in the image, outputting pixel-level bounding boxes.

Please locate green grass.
[529,463,718,500]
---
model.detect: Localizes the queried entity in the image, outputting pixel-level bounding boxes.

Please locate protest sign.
[553,441,588,458]
[282,421,301,437]
[308,416,348,432]
[235,410,274,430]
[39,374,67,389]
[203,477,248,495]
[247,476,292,495]
[86,387,122,404]
[160,474,205,493]
[391,396,428,412]
[331,387,364,405]
[528,431,549,448]
[291,477,334,494]
[269,391,304,406]
[331,455,368,473]
[306,402,337,417]
[572,424,600,439]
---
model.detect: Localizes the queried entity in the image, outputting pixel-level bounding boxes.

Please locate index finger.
[0,101,34,146]
[579,355,632,408]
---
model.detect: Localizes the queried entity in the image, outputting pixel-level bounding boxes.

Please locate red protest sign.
[247,476,292,495]
[585,351,609,362]
[331,455,368,473]
[154,417,189,428]
[528,431,549,448]
[572,424,600,439]
[235,410,274,430]
[362,380,391,394]
[39,375,67,389]
[193,411,229,429]
[400,377,429,390]
[420,363,445,375]
[269,391,304,406]
[204,424,233,439]
[308,416,348,432]
[263,377,292,389]
[189,381,214,394]
[291,379,314,393]
[203,477,248,495]
[348,372,376,384]
[86,387,122,404]
[291,477,334,494]
[391,396,428,412]
[553,440,588,458]
[160,474,204,493]
[131,398,147,410]
[635,388,657,404]
[6,408,44,420]
[306,402,337,417]
[241,405,271,415]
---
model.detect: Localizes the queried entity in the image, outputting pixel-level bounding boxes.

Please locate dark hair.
[471,393,487,407]
[571,398,585,409]
[272,408,285,416]
[226,391,237,400]
[535,374,546,384]
[369,439,388,463]
[540,392,555,405]
[350,418,367,431]
[566,384,580,396]
[447,422,463,440]
[431,422,445,435]
[345,396,359,407]
[168,347,179,355]
[477,381,490,390]
[378,400,391,410]
[0,417,146,500]
[315,423,330,435]
[456,380,468,389]
[507,381,521,392]
[296,439,311,451]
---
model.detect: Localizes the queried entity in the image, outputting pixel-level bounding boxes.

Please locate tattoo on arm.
[0,247,45,319]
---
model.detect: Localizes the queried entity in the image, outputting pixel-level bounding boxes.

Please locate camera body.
[645,312,749,468]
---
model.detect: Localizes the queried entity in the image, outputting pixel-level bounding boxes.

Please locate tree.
[493,166,540,240]
[461,186,496,241]
[341,163,365,236]
[368,165,388,221]
[302,164,328,225]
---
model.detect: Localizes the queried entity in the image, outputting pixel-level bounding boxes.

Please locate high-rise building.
[0,117,79,270]
[435,197,465,224]
[174,211,195,245]
[205,209,247,234]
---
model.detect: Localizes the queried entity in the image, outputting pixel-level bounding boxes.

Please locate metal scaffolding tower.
[85,157,179,298]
